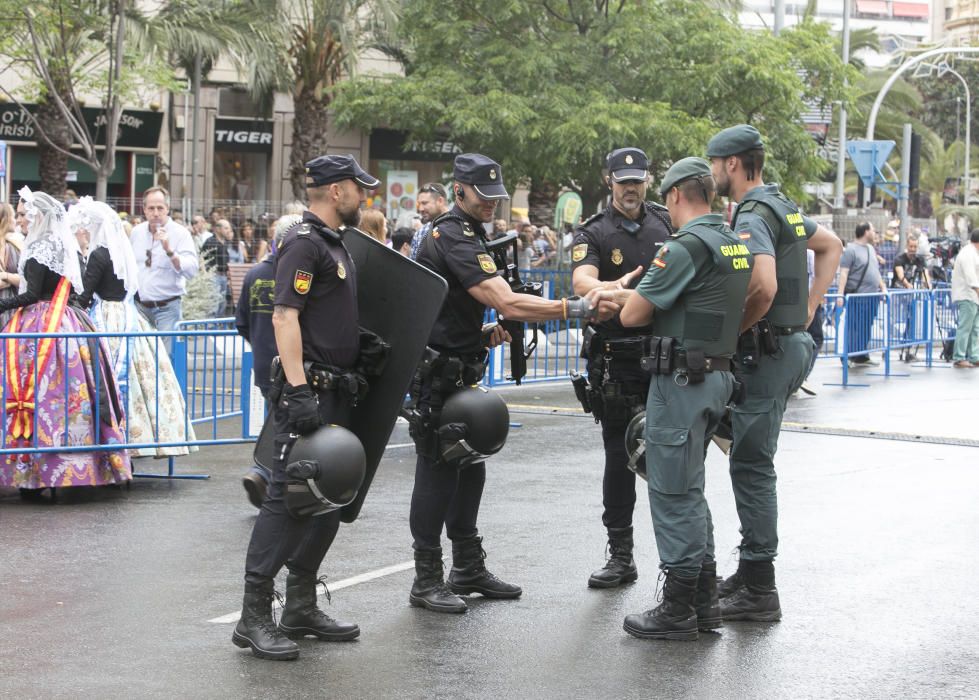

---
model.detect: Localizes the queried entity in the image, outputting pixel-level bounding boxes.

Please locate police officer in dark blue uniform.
[232,155,379,661]
[408,153,616,614]
[571,147,673,588]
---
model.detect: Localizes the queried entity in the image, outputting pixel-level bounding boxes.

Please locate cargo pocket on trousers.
[730,397,778,463]
[646,426,692,495]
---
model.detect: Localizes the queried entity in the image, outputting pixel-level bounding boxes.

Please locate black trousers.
[407,377,486,550]
[244,392,349,585]
[409,454,486,550]
[600,418,637,530]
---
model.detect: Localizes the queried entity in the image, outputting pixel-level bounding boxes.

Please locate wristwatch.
[165,249,175,257]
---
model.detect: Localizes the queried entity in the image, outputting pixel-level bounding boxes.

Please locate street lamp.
[938,64,971,205]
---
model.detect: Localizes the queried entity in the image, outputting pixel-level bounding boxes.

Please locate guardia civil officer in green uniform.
[570,147,673,588]
[707,125,842,621]
[615,157,752,641]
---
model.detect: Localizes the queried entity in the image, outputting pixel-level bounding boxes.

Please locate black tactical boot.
[241,471,268,509]
[720,559,781,622]
[588,526,639,589]
[717,559,746,599]
[694,561,722,631]
[279,573,360,641]
[448,536,522,599]
[232,581,300,660]
[623,570,699,641]
[409,547,468,613]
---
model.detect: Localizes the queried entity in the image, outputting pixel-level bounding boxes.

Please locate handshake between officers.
[405,153,619,614]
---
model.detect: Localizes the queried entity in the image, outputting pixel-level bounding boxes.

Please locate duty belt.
[675,354,731,373]
[304,361,365,397]
[772,324,808,335]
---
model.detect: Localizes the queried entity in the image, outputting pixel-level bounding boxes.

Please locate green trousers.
[644,370,734,579]
[730,331,815,562]
[953,300,979,363]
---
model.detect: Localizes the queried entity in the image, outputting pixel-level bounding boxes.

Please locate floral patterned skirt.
[1,303,132,488]
[90,299,197,457]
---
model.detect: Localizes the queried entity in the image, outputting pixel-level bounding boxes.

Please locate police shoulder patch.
[294,269,313,294]
[572,243,588,262]
[477,253,497,274]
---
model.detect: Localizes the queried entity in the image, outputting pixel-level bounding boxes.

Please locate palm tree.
[282,1,399,198]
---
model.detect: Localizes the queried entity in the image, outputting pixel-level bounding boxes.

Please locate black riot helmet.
[624,411,647,481]
[437,386,510,468]
[284,425,366,518]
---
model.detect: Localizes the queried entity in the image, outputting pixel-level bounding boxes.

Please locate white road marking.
[208,559,418,624]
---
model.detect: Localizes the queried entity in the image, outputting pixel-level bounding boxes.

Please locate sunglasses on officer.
[419,184,447,198]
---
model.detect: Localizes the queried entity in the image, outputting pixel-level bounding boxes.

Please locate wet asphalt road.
[1,356,977,699]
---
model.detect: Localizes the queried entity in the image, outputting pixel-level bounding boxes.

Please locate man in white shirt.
[951,230,979,368]
[130,186,199,351]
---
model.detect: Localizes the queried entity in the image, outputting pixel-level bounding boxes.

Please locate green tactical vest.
[652,221,753,357]
[731,188,810,327]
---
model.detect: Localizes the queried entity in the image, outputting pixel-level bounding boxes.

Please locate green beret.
[659,157,712,196]
[706,124,764,158]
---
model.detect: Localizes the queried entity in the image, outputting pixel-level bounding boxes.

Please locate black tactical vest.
[652,221,753,357]
[731,187,809,327]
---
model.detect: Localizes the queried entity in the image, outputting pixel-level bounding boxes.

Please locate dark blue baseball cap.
[606,147,649,182]
[453,153,509,200]
[305,154,380,189]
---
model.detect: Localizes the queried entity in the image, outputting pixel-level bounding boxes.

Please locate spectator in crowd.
[412,182,449,259]
[518,227,535,269]
[235,213,302,507]
[201,218,234,315]
[190,215,210,251]
[492,218,507,240]
[892,235,931,290]
[0,189,131,500]
[283,200,306,216]
[0,202,24,328]
[15,198,29,236]
[172,212,186,226]
[130,215,144,227]
[241,219,267,262]
[130,187,198,352]
[69,197,197,458]
[360,209,388,244]
[391,226,414,256]
[915,226,933,267]
[950,229,979,368]
[878,221,899,276]
[837,221,888,367]
[891,235,931,361]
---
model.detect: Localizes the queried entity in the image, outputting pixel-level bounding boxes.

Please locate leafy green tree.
[334,0,851,215]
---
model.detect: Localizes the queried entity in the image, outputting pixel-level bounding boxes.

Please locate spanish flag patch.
[652,258,667,269]
[294,269,312,294]
[738,231,751,240]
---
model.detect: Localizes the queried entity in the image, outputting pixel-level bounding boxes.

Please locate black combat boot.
[588,526,639,588]
[448,536,522,599]
[623,570,699,641]
[717,559,746,599]
[720,559,781,622]
[694,561,722,631]
[241,472,267,509]
[279,573,360,641]
[409,547,468,613]
[232,581,300,660]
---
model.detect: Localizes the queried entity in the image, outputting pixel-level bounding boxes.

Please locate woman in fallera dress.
[68,197,197,458]
[0,189,131,499]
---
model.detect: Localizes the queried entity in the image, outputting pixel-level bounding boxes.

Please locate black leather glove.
[280,383,320,435]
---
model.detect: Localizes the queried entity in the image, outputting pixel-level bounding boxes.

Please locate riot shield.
[340,229,447,522]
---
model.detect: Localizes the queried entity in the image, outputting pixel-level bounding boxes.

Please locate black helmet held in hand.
[284,425,366,518]
[437,386,510,467]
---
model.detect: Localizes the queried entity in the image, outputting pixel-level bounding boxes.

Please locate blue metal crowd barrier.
[0,322,258,481]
